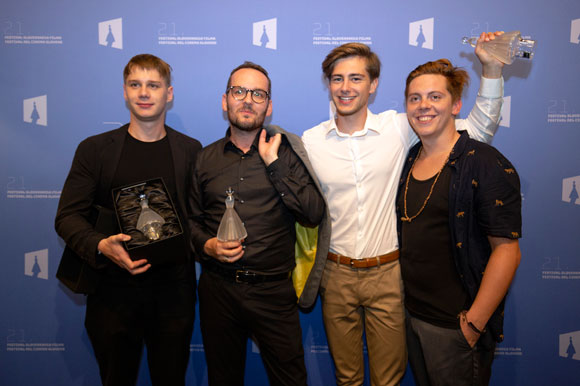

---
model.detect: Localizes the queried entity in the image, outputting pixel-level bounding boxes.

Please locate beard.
[227,102,267,132]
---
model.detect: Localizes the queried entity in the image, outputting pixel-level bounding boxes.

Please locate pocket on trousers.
[456,327,477,350]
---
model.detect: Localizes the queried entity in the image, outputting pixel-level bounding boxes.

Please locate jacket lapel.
[100,125,129,196]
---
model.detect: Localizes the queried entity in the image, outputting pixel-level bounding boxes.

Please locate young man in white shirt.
[302,32,505,386]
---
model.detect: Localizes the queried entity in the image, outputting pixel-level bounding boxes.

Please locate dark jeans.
[406,312,495,386]
[198,270,307,386]
[85,279,195,386]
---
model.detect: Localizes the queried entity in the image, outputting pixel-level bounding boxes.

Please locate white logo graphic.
[24,249,48,280]
[23,95,47,126]
[253,18,277,50]
[98,18,123,49]
[559,331,580,360]
[571,19,580,44]
[409,18,434,50]
[500,95,511,128]
[562,176,580,205]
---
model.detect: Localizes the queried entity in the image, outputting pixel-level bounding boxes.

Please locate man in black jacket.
[55,54,201,386]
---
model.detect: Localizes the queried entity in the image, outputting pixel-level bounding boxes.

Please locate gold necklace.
[401,146,451,223]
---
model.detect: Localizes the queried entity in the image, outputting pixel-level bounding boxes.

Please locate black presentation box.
[112,178,186,266]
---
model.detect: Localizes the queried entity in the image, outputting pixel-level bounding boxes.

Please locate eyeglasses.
[227,86,270,104]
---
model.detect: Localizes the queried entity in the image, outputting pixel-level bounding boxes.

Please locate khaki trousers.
[320,259,406,386]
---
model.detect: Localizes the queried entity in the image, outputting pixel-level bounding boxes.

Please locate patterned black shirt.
[397,130,522,342]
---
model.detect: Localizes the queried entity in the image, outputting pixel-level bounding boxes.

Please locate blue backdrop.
[2,0,580,385]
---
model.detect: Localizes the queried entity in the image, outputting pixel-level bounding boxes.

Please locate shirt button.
[240,200,245,204]
[280,193,285,197]
[240,177,244,181]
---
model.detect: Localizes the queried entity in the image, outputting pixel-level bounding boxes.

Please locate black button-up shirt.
[190,129,324,274]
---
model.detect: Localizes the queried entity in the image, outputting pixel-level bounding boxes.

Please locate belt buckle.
[235,270,256,283]
[349,258,357,268]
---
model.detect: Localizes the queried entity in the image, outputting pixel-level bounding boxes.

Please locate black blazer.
[55,124,201,293]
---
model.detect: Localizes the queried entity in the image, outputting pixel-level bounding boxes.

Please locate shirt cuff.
[265,158,290,178]
[478,76,504,99]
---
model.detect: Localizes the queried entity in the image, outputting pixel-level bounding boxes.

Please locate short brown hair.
[405,59,469,103]
[322,43,381,81]
[226,61,271,95]
[123,54,172,86]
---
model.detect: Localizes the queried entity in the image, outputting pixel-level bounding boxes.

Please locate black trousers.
[406,313,495,386]
[199,270,307,386]
[85,278,195,386]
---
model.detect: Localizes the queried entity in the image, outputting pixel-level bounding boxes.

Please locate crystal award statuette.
[217,188,247,242]
[136,193,165,241]
[462,31,536,64]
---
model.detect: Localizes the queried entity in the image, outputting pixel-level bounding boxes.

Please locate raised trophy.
[136,193,165,241]
[217,187,247,242]
[462,31,536,64]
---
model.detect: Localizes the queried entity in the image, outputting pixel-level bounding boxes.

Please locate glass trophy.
[217,187,247,242]
[136,193,165,241]
[462,31,536,64]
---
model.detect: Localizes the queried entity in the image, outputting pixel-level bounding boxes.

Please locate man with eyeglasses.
[189,61,325,385]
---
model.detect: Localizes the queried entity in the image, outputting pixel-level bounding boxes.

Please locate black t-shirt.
[107,133,188,284]
[112,134,177,200]
[398,165,469,328]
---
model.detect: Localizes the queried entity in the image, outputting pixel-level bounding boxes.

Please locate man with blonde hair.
[55,54,201,386]
[397,58,521,385]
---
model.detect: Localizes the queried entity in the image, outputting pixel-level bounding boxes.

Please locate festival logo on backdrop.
[542,180,580,280]
[409,18,434,50]
[3,21,63,45]
[560,331,580,360]
[304,325,330,354]
[24,249,48,280]
[495,346,523,357]
[571,18,580,44]
[253,18,277,50]
[190,343,204,353]
[562,176,580,206]
[23,95,47,126]
[98,18,123,49]
[157,22,217,46]
[500,95,511,128]
[541,255,580,281]
[311,22,373,47]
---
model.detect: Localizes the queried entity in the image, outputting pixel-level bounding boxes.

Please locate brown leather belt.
[327,250,399,268]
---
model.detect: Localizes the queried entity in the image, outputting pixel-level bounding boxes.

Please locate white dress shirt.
[302,77,503,259]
